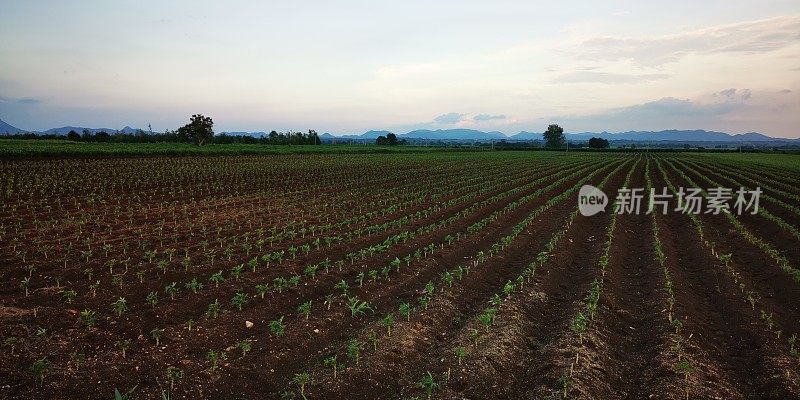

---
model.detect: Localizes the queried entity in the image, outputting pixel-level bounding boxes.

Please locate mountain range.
[1,118,797,143]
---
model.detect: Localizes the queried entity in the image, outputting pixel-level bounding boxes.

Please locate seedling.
[399,302,412,321]
[380,313,396,336]
[347,339,363,365]
[303,264,318,280]
[453,346,466,365]
[206,350,226,371]
[30,358,52,385]
[146,291,159,307]
[335,280,349,296]
[150,328,164,346]
[164,282,179,300]
[477,307,496,332]
[468,328,481,347]
[206,299,222,319]
[368,331,379,351]
[20,276,30,296]
[324,294,335,310]
[323,355,340,379]
[297,300,312,319]
[236,339,252,356]
[186,278,204,294]
[557,374,572,398]
[346,296,372,318]
[4,336,22,355]
[231,263,244,280]
[273,277,288,293]
[502,281,515,297]
[116,339,131,358]
[292,371,311,400]
[256,283,270,298]
[165,366,183,391]
[209,271,225,288]
[418,371,439,400]
[356,272,365,287]
[112,297,128,317]
[269,316,285,336]
[80,309,97,329]
[61,289,77,304]
[231,291,248,311]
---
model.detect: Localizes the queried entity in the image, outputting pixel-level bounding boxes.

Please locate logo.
[578,184,608,216]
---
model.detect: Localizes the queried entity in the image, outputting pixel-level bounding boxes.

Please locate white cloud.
[567,15,800,65]
[551,71,669,84]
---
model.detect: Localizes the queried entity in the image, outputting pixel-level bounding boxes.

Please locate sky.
[1,1,799,137]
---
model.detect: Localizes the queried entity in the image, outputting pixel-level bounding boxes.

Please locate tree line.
[4,114,322,146]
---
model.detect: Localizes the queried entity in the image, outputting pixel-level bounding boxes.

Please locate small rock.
[245,320,254,328]
[313,328,319,333]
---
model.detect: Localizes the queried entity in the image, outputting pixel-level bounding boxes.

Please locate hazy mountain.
[510,129,799,142]
[402,129,506,140]
[4,117,797,142]
[221,131,268,137]
[0,118,24,134]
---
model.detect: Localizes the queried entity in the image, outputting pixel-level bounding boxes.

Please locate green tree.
[178,114,214,146]
[587,137,609,148]
[66,130,81,141]
[375,132,400,146]
[543,124,565,148]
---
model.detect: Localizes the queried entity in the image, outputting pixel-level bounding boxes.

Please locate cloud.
[551,71,669,84]
[569,15,800,65]
[16,98,41,105]
[543,88,800,137]
[434,112,466,124]
[473,114,507,121]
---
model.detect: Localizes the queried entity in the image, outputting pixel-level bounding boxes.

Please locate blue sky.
[1,1,799,137]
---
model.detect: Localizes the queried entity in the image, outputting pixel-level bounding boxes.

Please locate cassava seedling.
[399,302,412,321]
[166,366,183,391]
[255,283,270,298]
[297,300,312,319]
[292,371,311,400]
[206,350,226,371]
[269,316,285,336]
[150,328,164,346]
[323,355,340,379]
[206,299,222,319]
[454,346,466,365]
[418,371,439,400]
[80,309,97,329]
[116,339,131,358]
[146,291,159,307]
[236,339,252,356]
[231,291,248,311]
[30,358,51,385]
[380,313,395,336]
[347,339,363,365]
[112,297,128,316]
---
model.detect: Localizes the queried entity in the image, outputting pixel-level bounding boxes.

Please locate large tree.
[587,137,609,148]
[543,124,565,148]
[178,114,214,146]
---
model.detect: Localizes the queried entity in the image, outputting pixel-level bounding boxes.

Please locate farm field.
[1,151,799,399]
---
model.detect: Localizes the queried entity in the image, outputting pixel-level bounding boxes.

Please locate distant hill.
[0,118,24,134]
[43,125,142,135]
[3,117,797,143]
[220,131,268,138]
[562,130,797,142]
[402,129,506,140]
